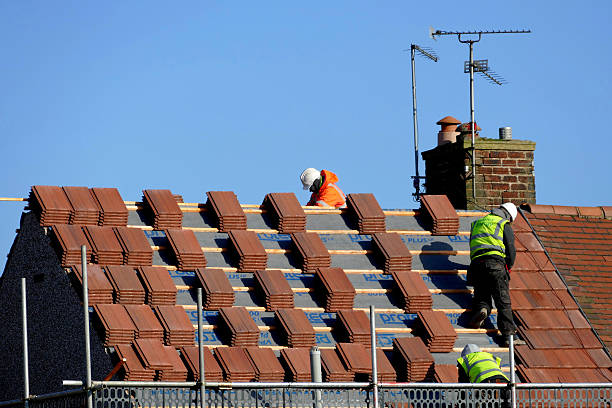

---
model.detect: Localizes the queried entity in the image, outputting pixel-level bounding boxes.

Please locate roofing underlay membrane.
[14,187,612,384]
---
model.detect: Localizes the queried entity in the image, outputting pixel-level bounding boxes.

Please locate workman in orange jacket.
[300,168,346,208]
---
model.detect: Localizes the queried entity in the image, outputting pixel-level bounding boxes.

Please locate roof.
[520,203,612,354]
[0,186,610,397]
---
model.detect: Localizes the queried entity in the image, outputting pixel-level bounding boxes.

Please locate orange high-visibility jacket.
[307,169,346,208]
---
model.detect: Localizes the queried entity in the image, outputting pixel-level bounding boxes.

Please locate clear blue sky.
[1,2,611,266]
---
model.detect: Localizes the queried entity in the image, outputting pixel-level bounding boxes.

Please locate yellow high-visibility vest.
[457,351,508,383]
[470,214,508,261]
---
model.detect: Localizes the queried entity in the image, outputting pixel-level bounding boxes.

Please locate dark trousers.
[470,257,516,336]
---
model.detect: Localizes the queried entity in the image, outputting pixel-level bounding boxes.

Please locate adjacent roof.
[520,204,612,352]
[0,186,610,397]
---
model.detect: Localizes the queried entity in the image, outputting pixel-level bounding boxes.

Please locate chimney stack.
[422,117,536,210]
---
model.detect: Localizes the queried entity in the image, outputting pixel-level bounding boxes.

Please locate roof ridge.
[521,203,612,220]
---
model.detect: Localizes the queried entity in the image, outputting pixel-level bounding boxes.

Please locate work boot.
[500,334,526,348]
[468,308,488,329]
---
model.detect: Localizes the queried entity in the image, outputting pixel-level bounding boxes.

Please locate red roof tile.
[522,209,612,351]
[346,193,386,234]
[262,193,307,233]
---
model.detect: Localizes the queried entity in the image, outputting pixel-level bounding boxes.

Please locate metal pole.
[469,41,477,201]
[509,334,517,408]
[410,45,420,199]
[81,246,92,408]
[21,278,30,408]
[370,305,379,408]
[197,288,205,408]
[310,346,322,408]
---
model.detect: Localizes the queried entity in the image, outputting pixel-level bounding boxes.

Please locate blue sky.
[1,2,611,265]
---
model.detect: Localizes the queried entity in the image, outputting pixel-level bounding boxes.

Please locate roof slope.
[0,187,610,399]
[521,204,612,351]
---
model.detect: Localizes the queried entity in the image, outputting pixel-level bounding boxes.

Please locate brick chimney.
[421,119,536,210]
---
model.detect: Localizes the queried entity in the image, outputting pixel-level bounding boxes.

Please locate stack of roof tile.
[153,305,195,346]
[433,364,458,383]
[335,309,371,346]
[291,232,331,273]
[315,267,355,312]
[93,304,136,346]
[50,224,90,267]
[180,345,224,381]
[275,308,316,347]
[227,230,268,272]
[336,342,371,379]
[244,347,285,382]
[419,195,459,236]
[218,307,260,346]
[206,191,247,232]
[334,343,397,382]
[262,193,307,233]
[105,265,146,304]
[124,304,164,340]
[392,337,435,382]
[157,345,189,381]
[280,348,311,382]
[346,193,386,234]
[83,226,124,265]
[132,339,172,380]
[90,187,129,226]
[29,185,72,226]
[214,347,256,382]
[373,349,397,382]
[114,344,155,381]
[320,348,353,381]
[392,271,433,313]
[371,233,412,274]
[165,229,207,270]
[70,264,113,304]
[415,311,457,353]
[254,269,294,311]
[155,348,186,382]
[137,266,177,305]
[142,189,183,230]
[195,268,235,310]
[114,227,153,266]
[62,186,100,225]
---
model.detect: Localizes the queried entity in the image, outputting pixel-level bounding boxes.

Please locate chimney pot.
[499,127,512,140]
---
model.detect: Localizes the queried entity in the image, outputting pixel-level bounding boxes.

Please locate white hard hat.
[461,344,481,357]
[500,202,518,222]
[300,168,320,190]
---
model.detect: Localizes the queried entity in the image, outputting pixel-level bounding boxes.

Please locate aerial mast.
[409,44,438,201]
[430,29,531,201]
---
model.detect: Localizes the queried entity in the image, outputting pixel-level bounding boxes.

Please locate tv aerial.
[429,28,531,199]
[406,44,438,201]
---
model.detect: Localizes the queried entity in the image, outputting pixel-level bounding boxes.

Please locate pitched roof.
[520,204,612,353]
[0,186,610,397]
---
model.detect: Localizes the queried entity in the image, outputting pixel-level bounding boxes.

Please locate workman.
[468,202,523,347]
[457,344,508,384]
[300,168,346,208]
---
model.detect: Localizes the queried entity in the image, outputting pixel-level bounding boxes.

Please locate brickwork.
[422,136,536,210]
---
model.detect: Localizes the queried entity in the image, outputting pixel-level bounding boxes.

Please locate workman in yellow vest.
[468,202,523,348]
[457,344,510,408]
[458,344,508,383]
